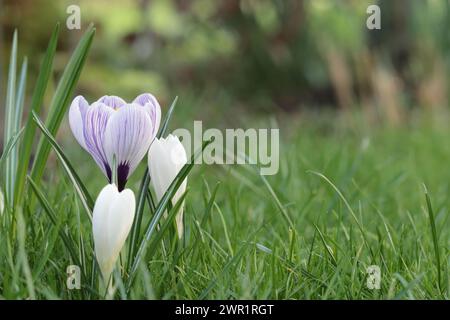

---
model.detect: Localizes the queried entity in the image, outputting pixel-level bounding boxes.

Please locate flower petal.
[148,135,188,238]
[133,93,161,136]
[96,95,126,110]
[92,184,117,279]
[106,188,135,271]
[104,104,153,190]
[92,184,135,281]
[69,96,89,150]
[83,102,115,179]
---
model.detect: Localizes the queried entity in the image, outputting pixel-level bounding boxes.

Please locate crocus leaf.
[14,23,60,207]
[3,30,17,203]
[32,111,94,218]
[31,24,95,185]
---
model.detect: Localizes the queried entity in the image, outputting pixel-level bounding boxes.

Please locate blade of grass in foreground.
[0,129,24,172]
[28,176,96,298]
[156,96,178,138]
[31,25,95,185]
[27,177,82,271]
[308,170,375,259]
[126,139,212,291]
[9,58,28,190]
[127,96,179,271]
[0,129,25,203]
[144,191,188,261]
[235,151,294,230]
[3,30,17,204]
[32,111,94,218]
[14,24,60,207]
[424,185,443,296]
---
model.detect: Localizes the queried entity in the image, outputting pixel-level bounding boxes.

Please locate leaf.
[308,170,374,259]
[3,30,18,203]
[31,25,95,185]
[9,57,28,196]
[14,23,60,207]
[424,186,443,296]
[126,170,150,271]
[157,96,178,139]
[32,111,93,218]
[0,129,25,171]
[200,182,220,227]
[0,129,25,205]
[145,190,188,259]
[27,176,82,269]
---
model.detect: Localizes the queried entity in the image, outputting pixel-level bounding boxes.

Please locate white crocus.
[92,184,135,282]
[148,135,188,238]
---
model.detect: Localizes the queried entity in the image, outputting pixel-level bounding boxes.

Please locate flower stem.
[112,155,118,186]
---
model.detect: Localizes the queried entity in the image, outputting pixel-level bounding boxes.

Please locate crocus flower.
[148,135,188,238]
[69,94,161,191]
[93,184,135,281]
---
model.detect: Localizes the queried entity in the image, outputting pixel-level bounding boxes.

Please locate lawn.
[1,105,448,299]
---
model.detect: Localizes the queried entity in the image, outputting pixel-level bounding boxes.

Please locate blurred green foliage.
[1,0,450,116]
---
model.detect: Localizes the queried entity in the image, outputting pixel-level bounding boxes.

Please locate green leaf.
[27,176,82,270]
[145,190,188,259]
[308,170,374,259]
[14,23,60,207]
[126,170,151,271]
[0,129,24,171]
[424,186,443,296]
[3,30,18,203]
[200,182,220,228]
[7,58,28,205]
[32,111,94,218]
[157,96,178,139]
[31,25,95,185]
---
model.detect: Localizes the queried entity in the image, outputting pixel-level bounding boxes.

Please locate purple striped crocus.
[69,94,161,191]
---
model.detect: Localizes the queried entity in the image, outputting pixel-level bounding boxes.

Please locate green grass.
[1,26,449,300]
[2,110,449,299]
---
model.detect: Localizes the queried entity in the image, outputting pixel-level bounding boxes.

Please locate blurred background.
[1,0,450,132]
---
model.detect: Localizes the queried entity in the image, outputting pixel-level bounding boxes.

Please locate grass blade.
[27,176,82,269]
[145,191,188,259]
[126,170,150,270]
[0,129,24,172]
[31,25,95,185]
[313,223,337,267]
[200,182,220,227]
[14,24,60,207]
[4,30,18,204]
[7,57,28,205]
[32,111,93,218]
[157,96,178,138]
[308,170,375,259]
[424,186,443,295]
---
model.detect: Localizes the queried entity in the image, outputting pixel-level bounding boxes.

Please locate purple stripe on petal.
[83,102,115,178]
[104,104,153,188]
[97,95,126,110]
